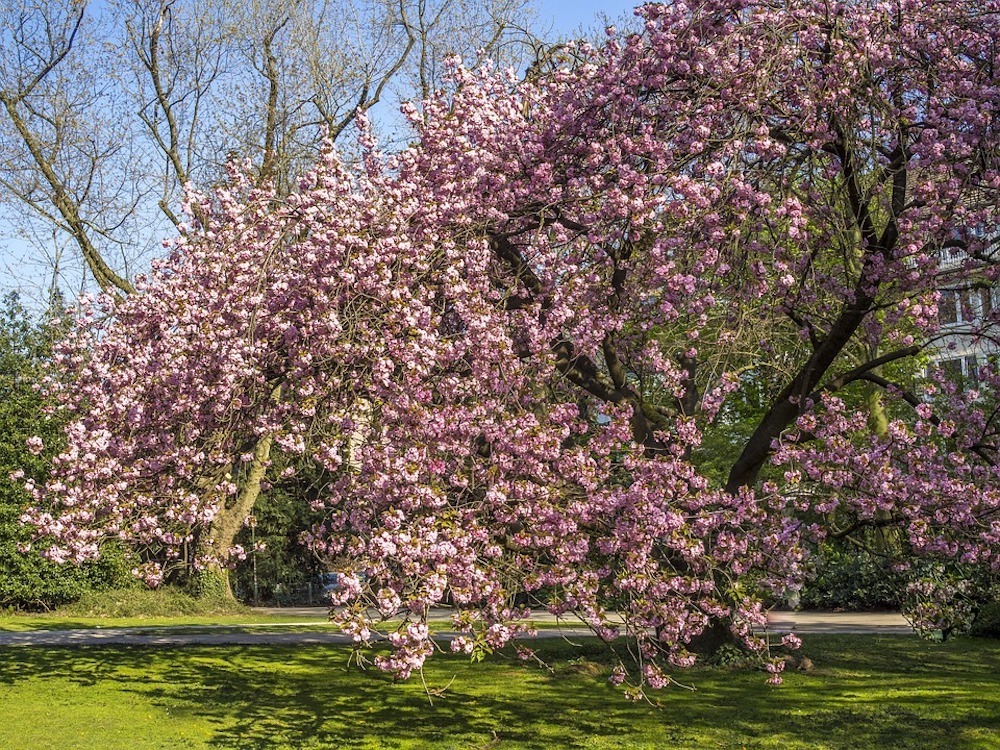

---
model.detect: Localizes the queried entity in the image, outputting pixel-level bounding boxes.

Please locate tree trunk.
[682,619,739,656]
[191,432,274,600]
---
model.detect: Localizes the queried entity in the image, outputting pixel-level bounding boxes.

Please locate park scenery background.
[2,0,1000,746]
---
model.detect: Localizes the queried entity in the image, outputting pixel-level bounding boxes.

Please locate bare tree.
[0,0,538,298]
[0,1,143,295]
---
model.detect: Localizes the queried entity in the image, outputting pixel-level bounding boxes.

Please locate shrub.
[970,602,1000,639]
[0,540,134,612]
[799,548,905,611]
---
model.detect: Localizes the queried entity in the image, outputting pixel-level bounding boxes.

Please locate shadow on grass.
[1,636,999,749]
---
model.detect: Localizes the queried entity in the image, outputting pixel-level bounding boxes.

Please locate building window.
[936,355,980,387]
[941,357,964,381]
[966,355,980,387]
[939,290,959,325]
[939,286,993,326]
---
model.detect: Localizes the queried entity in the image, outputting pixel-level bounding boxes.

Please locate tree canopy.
[23,0,1000,694]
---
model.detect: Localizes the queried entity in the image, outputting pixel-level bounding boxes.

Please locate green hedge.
[799,548,905,611]
[970,601,1000,638]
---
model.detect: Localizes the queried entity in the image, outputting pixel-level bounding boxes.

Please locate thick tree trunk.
[188,562,235,601]
[191,433,274,600]
[683,619,740,656]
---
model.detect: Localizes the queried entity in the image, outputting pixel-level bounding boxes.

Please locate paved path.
[0,628,359,647]
[253,607,913,633]
[0,610,912,647]
[768,611,911,634]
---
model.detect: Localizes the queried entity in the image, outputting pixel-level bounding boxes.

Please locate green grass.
[0,587,330,630]
[1,636,999,749]
[0,611,330,632]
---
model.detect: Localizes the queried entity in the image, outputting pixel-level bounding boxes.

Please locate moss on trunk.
[190,433,274,601]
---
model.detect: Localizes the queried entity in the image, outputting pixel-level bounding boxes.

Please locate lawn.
[0,611,330,632]
[1,635,998,749]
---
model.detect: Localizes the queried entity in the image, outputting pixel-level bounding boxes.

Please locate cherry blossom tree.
[24,0,1000,694]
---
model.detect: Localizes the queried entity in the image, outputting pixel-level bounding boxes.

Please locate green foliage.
[799,547,906,611]
[0,539,134,611]
[230,463,328,603]
[970,602,1000,639]
[705,642,757,668]
[0,292,131,610]
[696,370,773,487]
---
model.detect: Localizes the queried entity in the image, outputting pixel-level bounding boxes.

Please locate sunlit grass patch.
[0,635,998,749]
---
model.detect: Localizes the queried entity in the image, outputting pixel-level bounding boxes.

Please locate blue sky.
[541,0,643,34]
[0,0,648,305]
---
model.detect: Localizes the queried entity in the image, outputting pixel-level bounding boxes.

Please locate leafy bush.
[799,548,906,611]
[970,602,1000,639]
[801,543,999,641]
[0,540,134,611]
[706,643,756,668]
